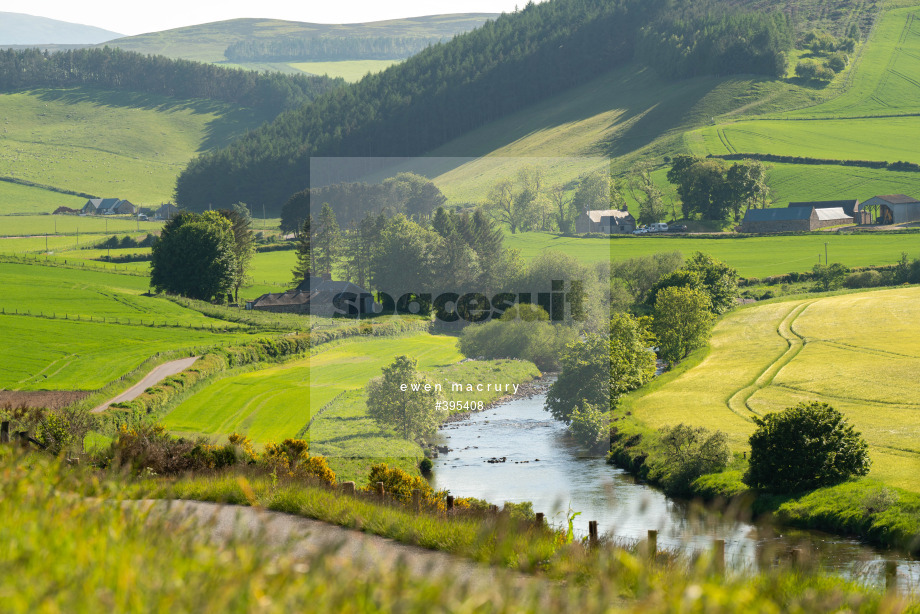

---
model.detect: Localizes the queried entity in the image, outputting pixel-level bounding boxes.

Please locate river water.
[431,392,920,591]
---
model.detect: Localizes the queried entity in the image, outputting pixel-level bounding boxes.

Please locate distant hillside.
[0,12,122,45]
[174,0,801,213]
[106,14,499,63]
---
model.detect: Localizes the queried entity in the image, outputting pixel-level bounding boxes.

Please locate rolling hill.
[0,12,122,45]
[105,14,498,64]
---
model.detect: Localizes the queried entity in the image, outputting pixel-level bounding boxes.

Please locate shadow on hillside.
[32,87,270,152]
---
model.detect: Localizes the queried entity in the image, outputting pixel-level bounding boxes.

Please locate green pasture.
[697,116,920,164]
[162,334,464,444]
[0,87,268,209]
[624,286,920,492]
[0,182,85,215]
[0,315,243,391]
[0,215,162,237]
[248,250,297,287]
[504,231,920,278]
[783,6,920,119]
[0,263,238,327]
[288,60,401,82]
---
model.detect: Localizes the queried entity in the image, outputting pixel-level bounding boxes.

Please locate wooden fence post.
[647,530,658,560]
[446,495,454,511]
[886,561,897,591]
[376,481,384,497]
[342,481,355,496]
[713,539,725,573]
[588,520,599,547]
[535,512,544,526]
[0,421,9,444]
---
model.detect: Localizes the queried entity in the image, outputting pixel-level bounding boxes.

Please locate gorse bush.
[745,402,871,493]
[261,438,336,485]
[364,463,444,508]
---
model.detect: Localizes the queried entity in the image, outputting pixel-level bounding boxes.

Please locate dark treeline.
[636,8,793,78]
[280,172,447,233]
[175,0,795,213]
[225,36,445,62]
[0,47,344,115]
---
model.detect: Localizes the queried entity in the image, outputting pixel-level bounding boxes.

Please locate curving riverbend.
[431,391,920,591]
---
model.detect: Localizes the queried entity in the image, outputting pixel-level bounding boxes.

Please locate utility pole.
[262,203,266,231]
[825,242,829,265]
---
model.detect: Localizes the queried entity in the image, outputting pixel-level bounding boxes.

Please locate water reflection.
[431,392,920,591]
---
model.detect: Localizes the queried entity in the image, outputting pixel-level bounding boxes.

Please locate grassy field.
[162,334,465,444]
[624,286,920,492]
[692,6,920,170]
[0,214,162,237]
[504,231,920,277]
[0,263,258,390]
[0,181,86,214]
[0,87,268,211]
[288,60,402,82]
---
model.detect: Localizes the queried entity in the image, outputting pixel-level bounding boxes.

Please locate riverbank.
[609,347,920,556]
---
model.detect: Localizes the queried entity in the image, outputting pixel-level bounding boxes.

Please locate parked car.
[669,224,688,232]
[632,227,648,235]
[137,214,148,221]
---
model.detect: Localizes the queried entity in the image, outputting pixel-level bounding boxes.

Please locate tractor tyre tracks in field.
[725,301,813,422]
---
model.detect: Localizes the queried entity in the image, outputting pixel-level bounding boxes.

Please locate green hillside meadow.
[0,87,269,212]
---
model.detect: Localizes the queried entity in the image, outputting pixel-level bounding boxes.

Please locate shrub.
[745,402,871,493]
[364,463,442,507]
[844,270,883,289]
[419,457,433,474]
[568,402,608,449]
[260,438,335,485]
[653,424,729,496]
[108,424,204,475]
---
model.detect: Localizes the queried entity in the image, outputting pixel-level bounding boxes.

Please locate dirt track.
[92,356,198,413]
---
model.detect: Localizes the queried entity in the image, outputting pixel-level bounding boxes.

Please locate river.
[431,391,920,591]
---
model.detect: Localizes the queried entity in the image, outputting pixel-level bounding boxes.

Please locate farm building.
[740,207,852,233]
[155,203,179,220]
[788,199,860,216]
[247,276,375,317]
[857,194,920,225]
[575,209,635,234]
[81,198,136,215]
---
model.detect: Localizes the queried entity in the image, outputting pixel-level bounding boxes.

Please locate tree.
[220,203,255,302]
[365,356,443,441]
[546,313,655,423]
[654,424,730,495]
[484,170,542,234]
[651,286,714,364]
[569,402,608,449]
[744,401,871,493]
[291,215,314,286]
[812,262,848,291]
[549,183,576,233]
[150,211,237,301]
[684,252,739,314]
[667,156,731,220]
[628,164,667,226]
[725,160,769,221]
[384,172,447,220]
[571,171,611,214]
[314,203,341,277]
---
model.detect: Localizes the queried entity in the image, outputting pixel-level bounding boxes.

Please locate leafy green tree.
[314,203,341,278]
[725,160,769,222]
[384,172,447,220]
[365,356,443,441]
[745,402,871,493]
[150,212,237,301]
[571,171,611,214]
[684,252,739,314]
[291,215,313,286]
[667,156,731,220]
[629,164,667,226]
[651,286,714,365]
[220,203,255,302]
[549,183,576,233]
[569,402,608,449]
[654,424,729,495]
[547,313,655,423]
[812,262,848,291]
